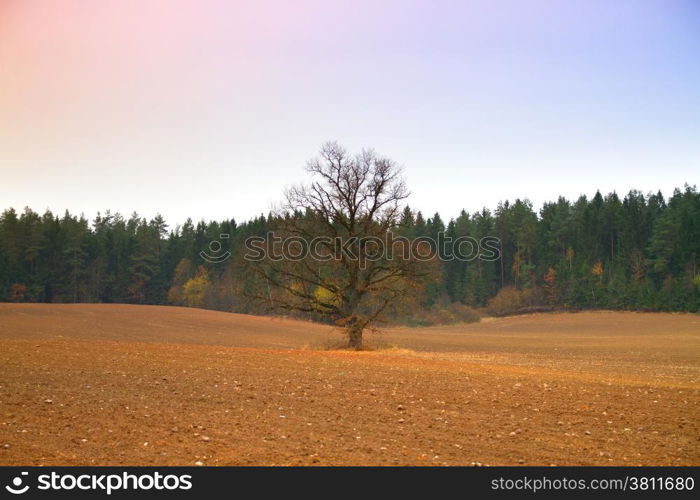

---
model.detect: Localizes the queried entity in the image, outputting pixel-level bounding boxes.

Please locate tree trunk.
[347,322,363,350]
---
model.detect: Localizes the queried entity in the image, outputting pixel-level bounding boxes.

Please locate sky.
[1,0,698,227]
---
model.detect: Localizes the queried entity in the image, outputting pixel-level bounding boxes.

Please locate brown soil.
[0,303,698,466]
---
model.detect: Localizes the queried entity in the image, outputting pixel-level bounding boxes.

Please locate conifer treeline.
[1,185,698,317]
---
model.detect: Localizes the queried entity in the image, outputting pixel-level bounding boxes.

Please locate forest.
[1,185,699,323]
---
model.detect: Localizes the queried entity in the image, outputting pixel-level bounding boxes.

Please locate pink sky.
[1,0,698,224]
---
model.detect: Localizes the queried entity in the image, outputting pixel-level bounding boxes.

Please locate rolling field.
[0,303,698,466]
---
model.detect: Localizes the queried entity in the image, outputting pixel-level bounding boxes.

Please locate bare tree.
[250,142,428,349]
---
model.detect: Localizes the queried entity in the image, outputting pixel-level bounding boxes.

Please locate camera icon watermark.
[5,471,29,495]
[200,234,231,263]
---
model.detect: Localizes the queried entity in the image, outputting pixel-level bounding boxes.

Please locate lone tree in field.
[251,142,428,349]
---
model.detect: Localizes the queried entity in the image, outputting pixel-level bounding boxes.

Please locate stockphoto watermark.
[200,231,501,266]
[240,231,501,267]
[3,470,193,496]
